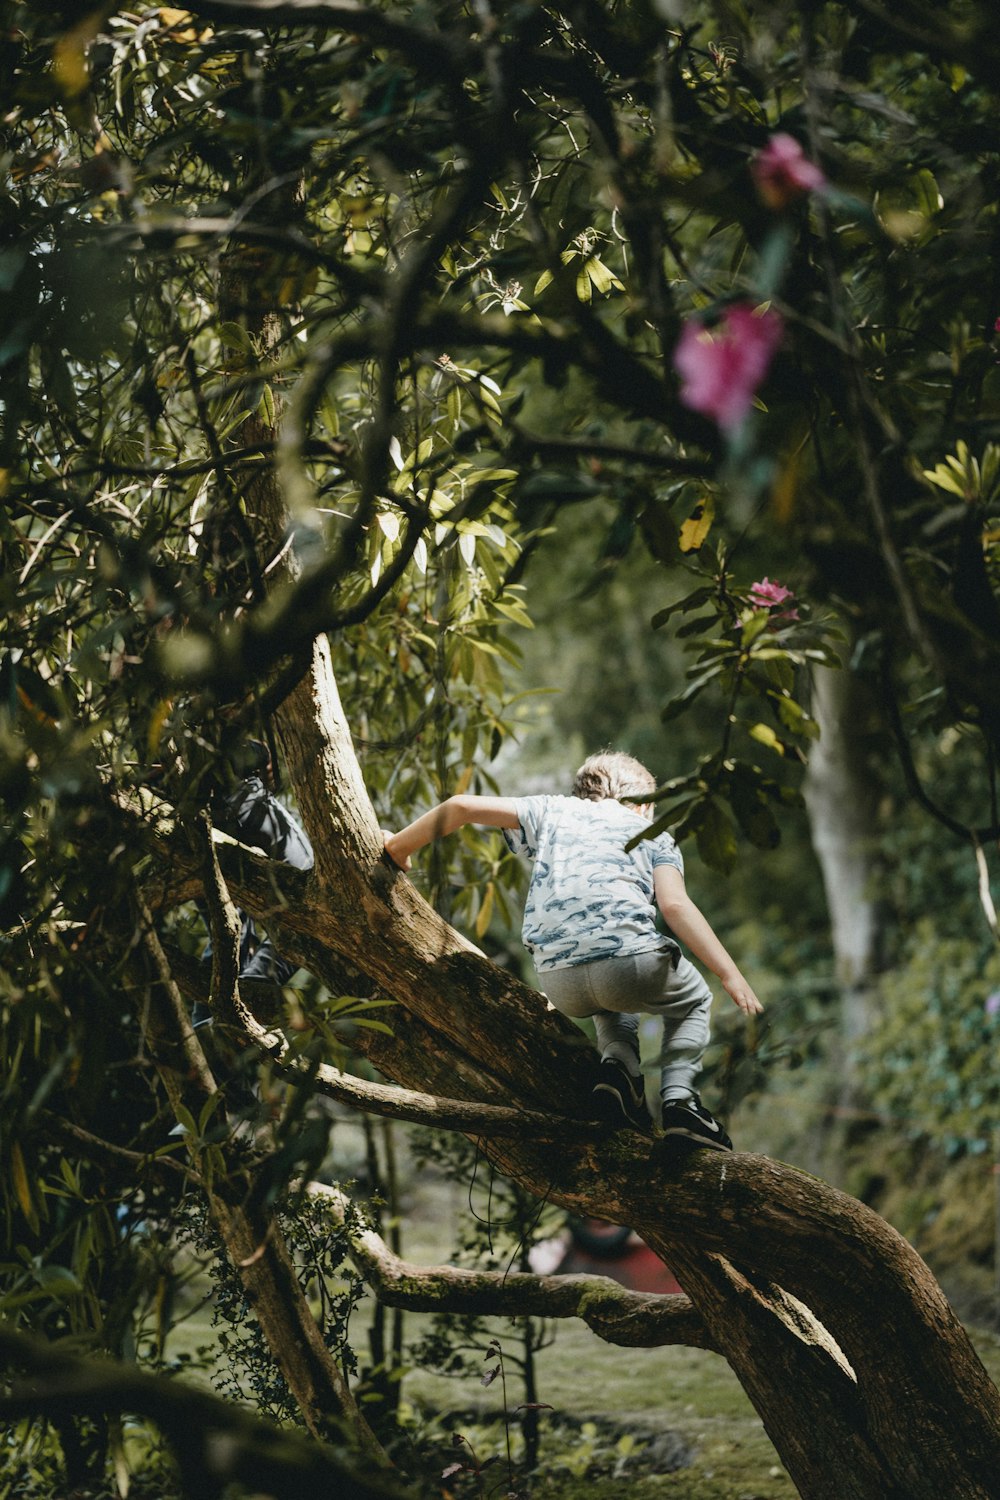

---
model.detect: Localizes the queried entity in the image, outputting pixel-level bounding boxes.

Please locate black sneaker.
[660,1094,733,1151]
[591,1058,653,1131]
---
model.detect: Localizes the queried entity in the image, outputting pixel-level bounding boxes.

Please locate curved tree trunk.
[139,632,1000,1500]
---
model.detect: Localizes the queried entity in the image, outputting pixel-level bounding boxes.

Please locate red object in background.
[558,1219,683,1295]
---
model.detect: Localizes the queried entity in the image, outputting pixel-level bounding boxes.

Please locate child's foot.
[660,1094,733,1151]
[591,1059,653,1131]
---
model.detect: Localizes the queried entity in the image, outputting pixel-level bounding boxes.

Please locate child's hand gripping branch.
[382,755,762,1150]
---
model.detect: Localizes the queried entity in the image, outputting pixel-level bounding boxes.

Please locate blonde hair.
[571,751,656,802]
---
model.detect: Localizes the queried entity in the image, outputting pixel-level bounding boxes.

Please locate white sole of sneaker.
[661,1126,732,1151]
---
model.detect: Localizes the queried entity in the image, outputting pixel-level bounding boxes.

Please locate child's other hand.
[724,974,763,1016]
[382,831,411,871]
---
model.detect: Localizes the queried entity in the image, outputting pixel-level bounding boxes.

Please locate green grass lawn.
[390,1318,799,1500]
[169,1271,799,1499]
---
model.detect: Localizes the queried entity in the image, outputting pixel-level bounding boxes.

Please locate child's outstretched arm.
[653,866,764,1016]
[383,794,519,871]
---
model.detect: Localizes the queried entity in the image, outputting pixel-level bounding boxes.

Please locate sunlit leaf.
[10,1142,39,1234]
[678,496,715,553]
[748,722,784,754]
[378,511,400,543]
[475,882,494,937]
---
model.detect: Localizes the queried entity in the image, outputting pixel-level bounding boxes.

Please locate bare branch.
[188,0,474,81]
[312,1183,717,1351]
[41,1115,195,1185]
[197,809,246,1031]
[0,1326,413,1500]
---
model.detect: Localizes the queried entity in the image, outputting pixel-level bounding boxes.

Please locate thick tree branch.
[0,1325,412,1500]
[120,876,386,1459]
[41,1116,195,1185]
[189,0,474,81]
[312,1183,716,1351]
[161,936,603,1141]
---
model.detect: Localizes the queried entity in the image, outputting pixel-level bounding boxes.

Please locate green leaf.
[773,694,820,739]
[651,587,715,629]
[585,257,624,295]
[257,382,275,426]
[172,1104,198,1139]
[216,408,253,441]
[748,722,784,754]
[378,510,401,543]
[34,1264,83,1296]
[218,321,252,352]
[755,221,795,300]
[912,167,943,219]
[695,799,738,873]
[10,1142,39,1234]
[475,882,495,938]
[661,667,722,722]
[625,796,700,850]
[728,767,781,849]
[198,1090,225,1135]
[922,466,967,499]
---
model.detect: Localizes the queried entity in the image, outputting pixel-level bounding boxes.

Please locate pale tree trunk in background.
[803,659,885,1104]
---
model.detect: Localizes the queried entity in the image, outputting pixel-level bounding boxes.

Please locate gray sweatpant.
[541,946,713,1103]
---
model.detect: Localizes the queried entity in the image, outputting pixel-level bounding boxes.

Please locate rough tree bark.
[139,634,1000,1500]
[128,883,387,1463]
[311,1182,716,1351]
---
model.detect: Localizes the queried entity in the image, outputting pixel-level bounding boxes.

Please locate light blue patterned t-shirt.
[502,794,684,972]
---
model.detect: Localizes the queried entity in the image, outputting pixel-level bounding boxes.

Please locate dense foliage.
[4,0,1000,1492]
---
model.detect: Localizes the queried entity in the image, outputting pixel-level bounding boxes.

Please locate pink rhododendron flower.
[750,577,794,608]
[752,133,827,208]
[749,577,800,620]
[986,990,1000,1017]
[674,303,784,433]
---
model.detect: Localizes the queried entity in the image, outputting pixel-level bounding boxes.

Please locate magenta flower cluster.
[749,577,799,620]
[672,135,827,433]
[674,303,784,433]
[752,133,827,208]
